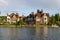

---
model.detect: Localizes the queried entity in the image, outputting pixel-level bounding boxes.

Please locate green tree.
[55,13,59,21]
[50,15,55,24]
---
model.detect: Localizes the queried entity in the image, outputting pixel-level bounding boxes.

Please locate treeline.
[50,13,60,26]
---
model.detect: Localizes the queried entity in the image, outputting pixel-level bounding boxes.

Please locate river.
[0,27,60,40]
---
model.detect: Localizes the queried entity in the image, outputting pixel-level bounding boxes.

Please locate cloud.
[22,0,60,9]
[0,0,60,15]
[0,0,60,9]
[0,0,8,6]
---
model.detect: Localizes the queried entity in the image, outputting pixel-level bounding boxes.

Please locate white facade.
[7,16,11,24]
[43,14,48,24]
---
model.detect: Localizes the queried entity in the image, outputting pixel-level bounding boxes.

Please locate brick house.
[35,9,49,24]
[7,13,19,24]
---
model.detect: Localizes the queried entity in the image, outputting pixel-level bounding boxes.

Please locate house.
[43,13,49,24]
[7,13,19,24]
[23,12,35,24]
[23,9,50,24]
[35,9,49,24]
[7,13,11,24]
[35,9,43,24]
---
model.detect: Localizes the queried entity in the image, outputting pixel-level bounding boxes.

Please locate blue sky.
[0,0,60,16]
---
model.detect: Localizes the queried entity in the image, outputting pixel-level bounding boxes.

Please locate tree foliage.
[50,13,60,25]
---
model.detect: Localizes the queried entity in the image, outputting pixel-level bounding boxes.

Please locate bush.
[56,21,60,26]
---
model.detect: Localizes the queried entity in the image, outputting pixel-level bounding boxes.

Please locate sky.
[0,0,60,16]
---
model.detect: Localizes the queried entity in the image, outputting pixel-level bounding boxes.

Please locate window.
[8,18,10,20]
[45,18,46,20]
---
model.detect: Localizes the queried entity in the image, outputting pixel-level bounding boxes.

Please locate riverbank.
[0,24,52,28]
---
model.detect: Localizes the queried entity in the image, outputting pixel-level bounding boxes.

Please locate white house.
[7,14,11,24]
[43,13,48,24]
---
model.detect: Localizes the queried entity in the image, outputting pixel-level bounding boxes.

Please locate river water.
[0,27,60,40]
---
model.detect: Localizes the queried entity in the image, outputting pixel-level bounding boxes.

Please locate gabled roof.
[7,13,19,18]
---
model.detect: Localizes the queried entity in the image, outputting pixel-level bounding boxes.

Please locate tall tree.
[50,15,55,24]
[55,13,59,21]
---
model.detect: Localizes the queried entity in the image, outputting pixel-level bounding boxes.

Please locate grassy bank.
[0,24,51,28]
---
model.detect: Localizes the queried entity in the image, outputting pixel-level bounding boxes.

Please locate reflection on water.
[35,27,44,40]
[0,27,60,40]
